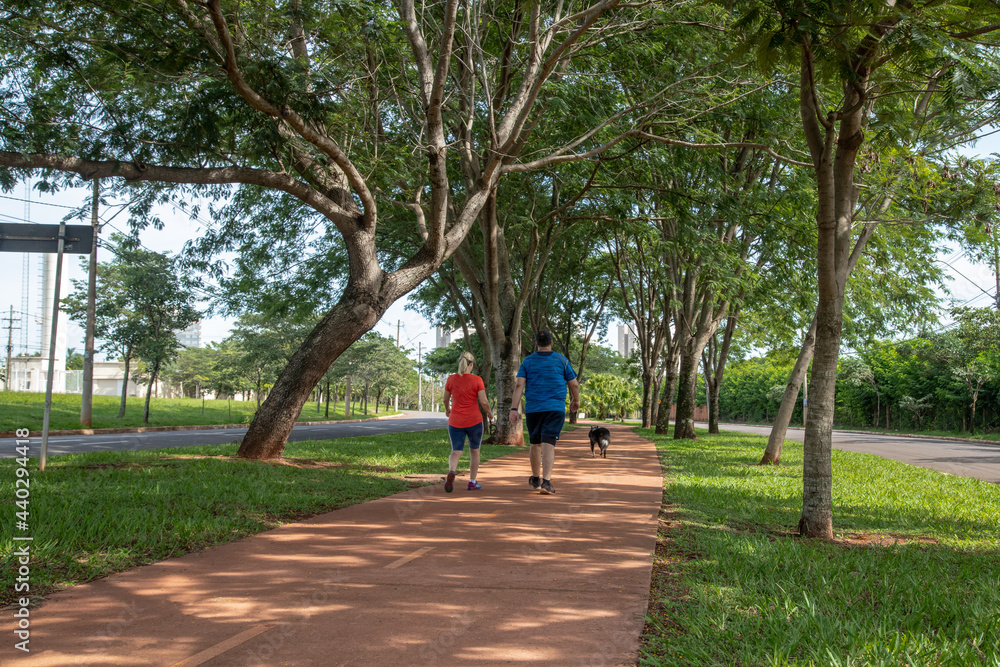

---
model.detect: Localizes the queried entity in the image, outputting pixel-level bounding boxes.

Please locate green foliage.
[580,372,642,420]
[718,355,798,423]
[721,316,1000,434]
[62,234,200,420]
[65,347,84,371]
[214,312,312,405]
[422,336,484,378]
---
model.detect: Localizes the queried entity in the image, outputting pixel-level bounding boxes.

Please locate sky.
[0,189,441,362]
[1,133,997,364]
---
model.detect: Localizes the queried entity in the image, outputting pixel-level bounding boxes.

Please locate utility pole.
[345,375,351,418]
[3,306,18,391]
[40,218,68,471]
[418,341,422,411]
[394,320,400,411]
[992,223,999,311]
[81,180,99,427]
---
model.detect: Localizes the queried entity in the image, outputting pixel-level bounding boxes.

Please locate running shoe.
[445,470,456,493]
[540,479,555,495]
[528,475,541,490]
[468,481,482,491]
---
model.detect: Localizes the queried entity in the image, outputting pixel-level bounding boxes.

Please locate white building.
[617,323,636,357]
[7,357,143,397]
[436,325,460,348]
[177,321,202,349]
[12,253,71,393]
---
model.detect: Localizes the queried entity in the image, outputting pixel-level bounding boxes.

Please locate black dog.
[589,425,610,458]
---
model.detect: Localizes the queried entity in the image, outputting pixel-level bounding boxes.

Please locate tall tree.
[0,0,634,459]
[63,235,198,419]
[729,0,1000,537]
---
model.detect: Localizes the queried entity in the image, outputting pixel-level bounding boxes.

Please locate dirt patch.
[152,454,397,472]
[641,511,697,651]
[77,462,155,470]
[260,457,396,472]
[707,521,938,549]
[834,532,938,548]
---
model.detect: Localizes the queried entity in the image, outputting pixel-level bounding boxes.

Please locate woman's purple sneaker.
[467,481,482,491]
[445,470,456,493]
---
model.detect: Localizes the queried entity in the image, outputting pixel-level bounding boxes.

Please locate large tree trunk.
[118,350,132,419]
[674,297,727,440]
[655,343,680,434]
[704,355,718,434]
[641,368,656,428]
[761,317,817,465]
[673,338,702,439]
[707,312,738,434]
[237,283,384,459]
[796,47,867,538]
[491,336,525,446]
[143,361,160,424]
[761,199,878,464]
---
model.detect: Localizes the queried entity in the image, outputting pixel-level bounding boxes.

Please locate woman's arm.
[477,389,493,422]
[443,389,452,418]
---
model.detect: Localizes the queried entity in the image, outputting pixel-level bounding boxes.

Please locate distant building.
[177,321,202,348]
[7,357,142,397]
[435,325,456,348]
[617,324,636,357]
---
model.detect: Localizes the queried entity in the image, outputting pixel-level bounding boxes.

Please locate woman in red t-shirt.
[442,351,494,492]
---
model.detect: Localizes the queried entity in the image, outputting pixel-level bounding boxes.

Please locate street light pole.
[418,341,422,411]
[394,319,400,411]
[81,180,99,427]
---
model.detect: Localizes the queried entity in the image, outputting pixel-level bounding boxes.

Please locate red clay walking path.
[10,423,662,666]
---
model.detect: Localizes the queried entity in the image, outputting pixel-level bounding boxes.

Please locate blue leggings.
[448,423,484,451]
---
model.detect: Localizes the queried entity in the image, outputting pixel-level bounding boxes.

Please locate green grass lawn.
[638,428,1000,667]
[0,429,511,605]
[0,390,397,432]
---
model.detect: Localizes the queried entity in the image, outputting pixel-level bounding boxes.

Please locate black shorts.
[525,411,565,445]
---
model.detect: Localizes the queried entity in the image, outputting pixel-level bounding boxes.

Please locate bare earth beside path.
[8,422,662,666]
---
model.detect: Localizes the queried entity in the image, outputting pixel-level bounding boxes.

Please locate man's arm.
[509,377,526,423]
[567,378,580,413]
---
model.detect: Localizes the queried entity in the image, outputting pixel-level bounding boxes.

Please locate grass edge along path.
[0,429,522,607]
[637,427,1000,667]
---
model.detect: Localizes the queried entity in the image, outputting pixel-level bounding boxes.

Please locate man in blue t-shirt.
[508,330,580,495]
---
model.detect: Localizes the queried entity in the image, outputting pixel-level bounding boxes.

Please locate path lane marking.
[171,624,275,666]
[385,546,435,569]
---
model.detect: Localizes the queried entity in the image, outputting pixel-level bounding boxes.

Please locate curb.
[0,411,408,439]
[713,422,1000,448]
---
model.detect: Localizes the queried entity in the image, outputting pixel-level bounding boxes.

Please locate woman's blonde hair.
[457,351,476,376]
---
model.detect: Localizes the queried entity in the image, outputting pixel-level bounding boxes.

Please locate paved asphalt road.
[707,422,1000,484]
[1,411,448,460]
[5,414,998,484]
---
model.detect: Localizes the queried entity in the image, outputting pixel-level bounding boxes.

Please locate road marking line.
[385,546,434,569]
[171,624,275,666]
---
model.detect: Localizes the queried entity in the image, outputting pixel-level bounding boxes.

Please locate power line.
[0,193,80,210]
[934,256,995,301]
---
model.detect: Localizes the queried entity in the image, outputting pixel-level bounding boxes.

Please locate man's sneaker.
[468,481,482,491]
[528,476,541,490]
[445,470,456,493]
[540,479,555,495]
